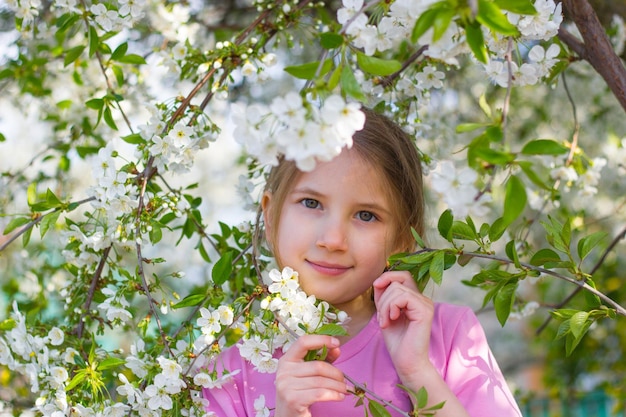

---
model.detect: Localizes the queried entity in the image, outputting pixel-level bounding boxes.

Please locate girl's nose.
[316,217,348,251]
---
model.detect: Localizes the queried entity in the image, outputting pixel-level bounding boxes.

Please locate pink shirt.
[203,303,522,417]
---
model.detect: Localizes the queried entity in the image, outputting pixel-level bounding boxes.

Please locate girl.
[203,108,522,417]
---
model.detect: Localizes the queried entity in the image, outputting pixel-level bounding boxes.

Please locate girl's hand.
[274,334,346,417]
[373,271,434,381]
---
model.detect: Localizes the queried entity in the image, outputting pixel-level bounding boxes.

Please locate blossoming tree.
[1,0,625,415]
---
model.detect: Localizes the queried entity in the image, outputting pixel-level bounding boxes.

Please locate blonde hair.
[261,107,424,256]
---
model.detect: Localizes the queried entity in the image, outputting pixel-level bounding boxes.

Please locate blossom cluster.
[232,93,365,171]
[140,105,218,175]
[337,0,563,92]
[7,0,145,31]
[430,160,492,218]
[0,301,214,416]
[195,267,348,415]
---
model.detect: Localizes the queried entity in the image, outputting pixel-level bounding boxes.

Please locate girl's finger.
[281,334,341,362]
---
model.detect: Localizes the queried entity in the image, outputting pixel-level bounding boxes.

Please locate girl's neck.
[335,295,376,344]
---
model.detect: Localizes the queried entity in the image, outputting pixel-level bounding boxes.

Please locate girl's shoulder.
[433,301,477,323]
[430,302,487,352]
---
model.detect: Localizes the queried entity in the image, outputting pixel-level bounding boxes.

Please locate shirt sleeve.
[202,347,250,417]
[440,306,522,417]
[203,381,247,417]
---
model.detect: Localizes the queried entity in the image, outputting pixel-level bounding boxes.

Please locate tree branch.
[559,0,626,111]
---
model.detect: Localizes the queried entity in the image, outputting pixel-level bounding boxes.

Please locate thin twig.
[459,251,626,317]
[0,196,96,252]
[536,225,626,334]
[380,45,429,88]
[76,245,113,338]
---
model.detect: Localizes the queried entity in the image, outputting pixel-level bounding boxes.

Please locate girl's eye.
[301,198,320,209]
[357,211,376,222]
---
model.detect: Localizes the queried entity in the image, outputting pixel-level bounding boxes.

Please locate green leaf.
[328,64,342,90]
[121,133,145,144]
[172,293,206,309]
[149,223,163,244]
[103,106,118,130]
[88,26,99,57]
[356,52,402,76]
[465,21,488,64]
[396,251,434,265]
[22,227,33,247]
[477,0,519,36]
[411,227,425,248]
[27,183,37,206]
[432,7,455,42]
[85,98,104,110]
[111,42,129,61]
[505,240,521,269]
[416,386,428,409]
[117,54,147,65]
[429,251,445,285]
[529,248,561,266]
[412,7,438,43]
[368,400,392,417]
[0,318,16,331]
[198,241,211,263]
[40,210,61,238]
[437,209,453,241]
[3,217,30,234]
[315,323,348,337]
[56,12,80,32]
[30,189,63,211]
[488,217,507,242]
[112,64,124,86]
[456,122,489,133]
[97,357,126,371]
[451,221,477,240]
[518,161,551,190]
[64,45,85,67]
[494,282,517,326]
[494,0,537,15]
[340,64,366,101]
[521,139,569,155]
[577,231,607,261]
[212,252,233,285]
[583,279,602,308]
[569,311,590,339]
[66,371,87,392]
[473,147,515,165]
[485,125,503,142]
[284,59,333,80]
[502,175,526,227]
[319,32,344,49]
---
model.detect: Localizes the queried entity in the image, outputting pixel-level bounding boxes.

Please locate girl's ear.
[260,191,273,245]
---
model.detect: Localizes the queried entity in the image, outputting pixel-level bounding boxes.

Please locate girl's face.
[263,149,398,319]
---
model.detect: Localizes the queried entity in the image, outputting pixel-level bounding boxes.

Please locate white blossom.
[47,327,64,346]
[430,160,491,218]
[253,395,270,417]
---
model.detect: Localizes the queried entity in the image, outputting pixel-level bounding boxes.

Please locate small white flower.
[267,267,300,298]
[416,65,445,89]
[254,395,270,417]
[47,327,64,346]
[241,61,257,77]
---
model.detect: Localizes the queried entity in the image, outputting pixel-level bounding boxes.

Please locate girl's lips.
[306,260,351,276]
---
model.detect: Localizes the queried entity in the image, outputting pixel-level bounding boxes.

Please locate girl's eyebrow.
[291,187,392,216]
[291,186,323,197]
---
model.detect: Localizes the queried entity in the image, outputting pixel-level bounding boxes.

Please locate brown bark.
[559,0,626,112]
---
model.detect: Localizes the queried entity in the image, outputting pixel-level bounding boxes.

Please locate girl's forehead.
[294,151,377,186]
